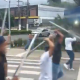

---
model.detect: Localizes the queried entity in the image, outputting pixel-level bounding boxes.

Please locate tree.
[47,0,61,3]
[6,14,14,28]
[74,0,80,6]
[54,15,72,29]
[0,10,14,28]
[47,0,76,8]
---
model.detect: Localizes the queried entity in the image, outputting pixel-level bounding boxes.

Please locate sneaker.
[69,68,75,71]
[63,63,69,69]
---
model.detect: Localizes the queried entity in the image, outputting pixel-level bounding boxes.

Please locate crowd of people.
[0,29,77,80]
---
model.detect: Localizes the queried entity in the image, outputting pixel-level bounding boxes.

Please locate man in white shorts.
[39,36,54,80]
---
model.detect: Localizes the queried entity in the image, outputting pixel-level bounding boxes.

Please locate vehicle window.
[42,29,48,32]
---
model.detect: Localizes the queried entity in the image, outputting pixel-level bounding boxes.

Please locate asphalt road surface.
[6,49,80,80]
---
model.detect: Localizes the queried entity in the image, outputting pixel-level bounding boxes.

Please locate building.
[38,5,65,26]
[0,5,65,27]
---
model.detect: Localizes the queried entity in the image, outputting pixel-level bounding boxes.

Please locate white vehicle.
[32,28,50,37]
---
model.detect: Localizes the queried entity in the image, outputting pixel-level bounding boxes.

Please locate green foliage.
[11,38,80,52]
[3,30,32,35]
[47,0,76,8]
[0,10,14,27]
[54,15,72,30]
[47,0,61,3]
[74,0,80,6]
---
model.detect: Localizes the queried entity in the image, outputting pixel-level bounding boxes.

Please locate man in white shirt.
[39,36,54,80]
[64,36,76,70]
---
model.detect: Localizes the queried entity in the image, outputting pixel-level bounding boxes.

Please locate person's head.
[44,46,49,52]
[0,36,7,55]
[29,34,33,39]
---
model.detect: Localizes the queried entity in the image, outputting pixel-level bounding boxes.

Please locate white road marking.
[8,64,40,69]
[8,61,40,65]
[7,55,80,61]
[8,69,40,75]
[15,52,26,57]
[7,76,34,80]
[61,57,80,61]
[15,49,43,57]
[77,66,80,80]
[7,58,40,62]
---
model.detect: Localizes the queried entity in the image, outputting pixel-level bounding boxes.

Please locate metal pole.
[49,21,80,40]
[26,0,29,31]
[18,0,21,30]
[8,0,11,48]
[1,8,7,35]
[13,34,38,77]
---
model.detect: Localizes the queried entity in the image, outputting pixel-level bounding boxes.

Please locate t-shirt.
[65,37,76,50]
[39,51,52,80]
[52,42,61,64]
[0,54,7,80]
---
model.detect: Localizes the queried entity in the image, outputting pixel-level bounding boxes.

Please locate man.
[64,36,76,70]
[25,34,34,50]
[39,35,54,80]
[0,35,18,80]
[0,35,10,80]
[52,30,64,80]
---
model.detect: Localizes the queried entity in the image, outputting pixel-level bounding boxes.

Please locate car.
[32,28,50,37]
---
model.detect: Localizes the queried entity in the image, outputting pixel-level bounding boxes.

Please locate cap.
[0,36,7,46]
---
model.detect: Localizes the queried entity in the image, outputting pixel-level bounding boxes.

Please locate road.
[6,49,80,80]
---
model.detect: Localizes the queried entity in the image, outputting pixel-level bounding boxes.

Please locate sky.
[0,0,74,8]
[0,0,47,8]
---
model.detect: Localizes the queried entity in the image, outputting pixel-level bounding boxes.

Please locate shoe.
[63,63,69,69]
[69,68,75,71]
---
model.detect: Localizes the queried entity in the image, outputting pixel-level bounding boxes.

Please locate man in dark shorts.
[52,30,64,80]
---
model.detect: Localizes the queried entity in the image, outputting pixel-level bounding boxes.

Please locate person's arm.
[45,38,54,57]
[7,76,19,80]
[54,30,64,44]
[71,37,76,42]
[12,76,19,80]
[66,37,76,42]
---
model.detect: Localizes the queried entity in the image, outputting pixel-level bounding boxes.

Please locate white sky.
[0,0,74,8]
[0,0,47,8]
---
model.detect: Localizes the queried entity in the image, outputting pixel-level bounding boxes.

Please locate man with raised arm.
[52,30,64,80]
[39,35,54,80]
